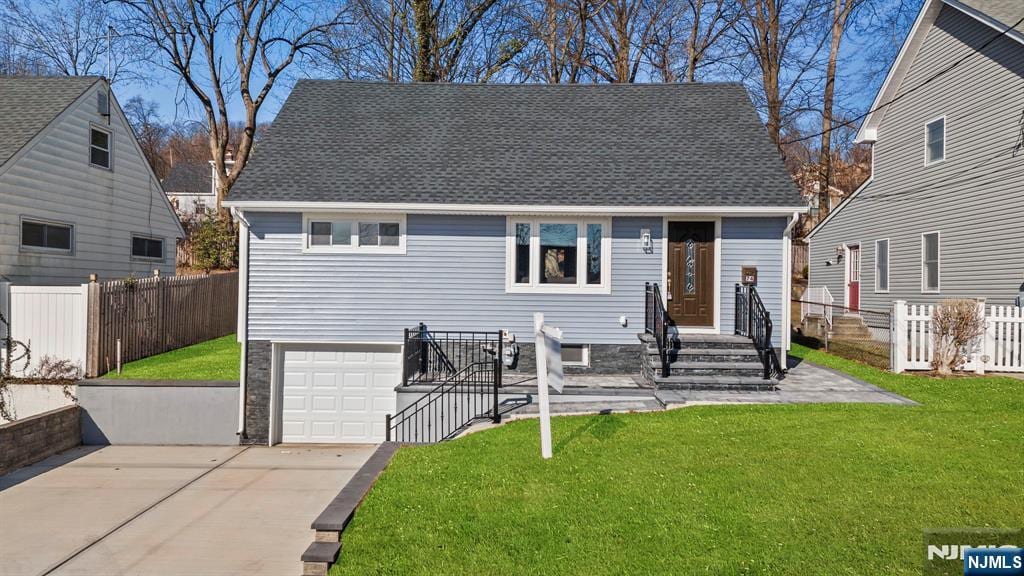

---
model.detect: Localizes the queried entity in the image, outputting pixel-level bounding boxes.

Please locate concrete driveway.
[0,444,377,576]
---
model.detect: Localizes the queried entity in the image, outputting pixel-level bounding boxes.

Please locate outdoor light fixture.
[641,229,652,253]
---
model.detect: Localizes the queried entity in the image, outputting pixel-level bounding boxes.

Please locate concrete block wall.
[0,405,80,475]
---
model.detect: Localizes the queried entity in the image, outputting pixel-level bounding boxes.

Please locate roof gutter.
[220,201,809,216]
[232,207,252,440]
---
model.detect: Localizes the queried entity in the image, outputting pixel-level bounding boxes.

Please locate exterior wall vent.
[97,90,110,116]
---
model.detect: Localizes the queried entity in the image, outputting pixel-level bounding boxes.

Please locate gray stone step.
[674,334,753,350]
[651,374,778,391]
[676,348,760,363]
[513,398,664,415]
[671,361,765,378]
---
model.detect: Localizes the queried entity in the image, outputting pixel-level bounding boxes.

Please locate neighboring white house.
[163,154,234,217]
[0,76,184,285]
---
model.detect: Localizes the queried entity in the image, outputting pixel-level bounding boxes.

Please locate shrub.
[930,299,986,376]
[186,210,238,272]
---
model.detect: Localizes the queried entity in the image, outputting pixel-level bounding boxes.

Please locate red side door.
[848,245,861,312]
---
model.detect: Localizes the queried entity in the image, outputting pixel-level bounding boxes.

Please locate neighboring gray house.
[0,76,184,285]
[163,155,234,217]
[808,0,1024,313]
[225,81,805,445]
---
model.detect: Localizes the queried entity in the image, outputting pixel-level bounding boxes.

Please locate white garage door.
[279,344,401,443]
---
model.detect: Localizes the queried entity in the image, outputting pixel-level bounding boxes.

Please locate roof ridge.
[294,79,746,88]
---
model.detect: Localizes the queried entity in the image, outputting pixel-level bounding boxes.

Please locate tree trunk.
[412,0,436,81]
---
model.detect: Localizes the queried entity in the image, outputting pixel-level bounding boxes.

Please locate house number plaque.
[741,266,758,286]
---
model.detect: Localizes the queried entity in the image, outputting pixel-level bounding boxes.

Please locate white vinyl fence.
[0,282,89,376]
[802,285,834,327]
[892,300,1024,373]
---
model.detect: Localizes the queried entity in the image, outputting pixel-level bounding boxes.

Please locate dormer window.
[925,117,944,165]
[90,127,111,169]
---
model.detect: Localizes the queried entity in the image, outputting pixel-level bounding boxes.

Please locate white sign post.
[534,312,563,459]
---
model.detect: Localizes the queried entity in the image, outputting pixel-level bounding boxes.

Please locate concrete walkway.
[654,357,917,406]
[0,444,377,576]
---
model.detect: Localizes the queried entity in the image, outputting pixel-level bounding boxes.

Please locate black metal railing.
[402,324,503,385]
[386,359,501,443]
[735,284,782,379]
[644,282,671,377]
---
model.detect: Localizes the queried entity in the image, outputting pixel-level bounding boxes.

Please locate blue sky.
[114,1,921,134]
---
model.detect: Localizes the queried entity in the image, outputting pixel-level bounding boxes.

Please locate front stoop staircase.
[639,333,779,391]
[829,314,873,340]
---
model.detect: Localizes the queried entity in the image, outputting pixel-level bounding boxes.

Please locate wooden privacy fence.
[892,300,1024,373]
[791,243,809,276]
[86,272,238,377]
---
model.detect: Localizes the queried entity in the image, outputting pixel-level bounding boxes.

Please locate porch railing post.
[402,327,409,386]
[492,357,501,423]
[763,311,772,380]
[385,413,392,442]
[418,322,428,375]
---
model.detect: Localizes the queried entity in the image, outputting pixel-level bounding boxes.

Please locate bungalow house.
[0,76,183,285]
[224,81,806,445]
[807,0,1024,314]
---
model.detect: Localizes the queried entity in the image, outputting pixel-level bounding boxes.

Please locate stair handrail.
[386,358,501,443]
[734,284,782,379]
[645,282,671,377]
[402,324,502,385]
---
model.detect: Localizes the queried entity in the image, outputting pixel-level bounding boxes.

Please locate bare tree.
[816,0,862,219]
[650,0,739,82]
[0,0,141,82]
[588,0,667,83]
[734,0,828,147]
[522,0,598,82]
[113,0,349,210]
[410,0,525,82]
[123,96,171,178]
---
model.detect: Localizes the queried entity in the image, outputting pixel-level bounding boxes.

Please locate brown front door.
[667,221,715,327]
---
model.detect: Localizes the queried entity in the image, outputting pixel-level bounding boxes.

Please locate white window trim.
[19,216,74,255]
[923,115,946,166]
[131,233,165,262]
[561,344,590,367]
[874,238,890,294]
[89,124,113,170]
[302,213,407,254]
[505,216,612,294]
[921,231,941,293]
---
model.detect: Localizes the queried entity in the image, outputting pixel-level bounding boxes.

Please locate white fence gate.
[892,300,1024,373]
[0,282,89,376]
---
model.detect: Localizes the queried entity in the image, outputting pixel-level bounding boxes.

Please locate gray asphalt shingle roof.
[230,81,801,208]
[0,76,100,167]
[162,162,212,195]
[958,0,1023,29]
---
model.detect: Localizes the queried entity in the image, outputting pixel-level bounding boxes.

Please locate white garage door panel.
[280,344,400,444]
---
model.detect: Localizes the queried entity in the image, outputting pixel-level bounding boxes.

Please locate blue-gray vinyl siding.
[809,6,1024,311]
[721,217,786,346]
[246,213,785,347]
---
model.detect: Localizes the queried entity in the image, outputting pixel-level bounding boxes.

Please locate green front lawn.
[333,344,1023,575]
[101,334,240,380]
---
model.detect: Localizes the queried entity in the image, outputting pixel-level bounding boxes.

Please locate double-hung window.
[304,214,405,253]
[874,239,889,293]
[507,217,610,293]
[921,232,940,292]
[90,127,111,169]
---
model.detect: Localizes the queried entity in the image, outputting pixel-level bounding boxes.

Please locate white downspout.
[782,211,800,364]
[233,208,251,438]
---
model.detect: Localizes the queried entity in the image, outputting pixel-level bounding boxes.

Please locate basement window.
[561,344,590,367]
